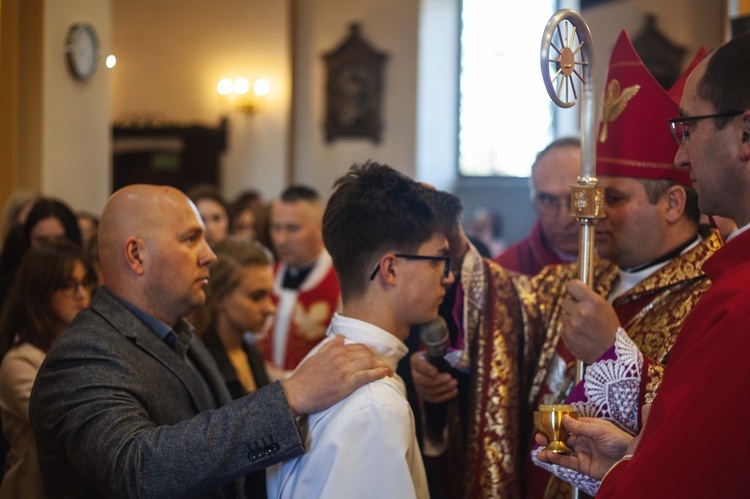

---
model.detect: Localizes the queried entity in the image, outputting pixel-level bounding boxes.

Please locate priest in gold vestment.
[412,32,720,499]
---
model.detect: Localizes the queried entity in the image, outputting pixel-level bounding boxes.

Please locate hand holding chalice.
[534,404,579,454]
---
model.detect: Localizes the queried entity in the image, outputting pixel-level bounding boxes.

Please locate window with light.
[459,0,558,177]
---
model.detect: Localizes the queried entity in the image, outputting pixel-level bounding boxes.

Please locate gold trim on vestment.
[645,364,666,405]
[464,231,722,498]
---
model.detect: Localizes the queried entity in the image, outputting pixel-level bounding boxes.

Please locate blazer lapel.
[90,289,228,413]
[186,337,232,407]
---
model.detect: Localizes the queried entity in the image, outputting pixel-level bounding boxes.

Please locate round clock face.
[66,23,99,81]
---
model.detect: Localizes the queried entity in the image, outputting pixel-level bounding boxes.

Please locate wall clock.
[65,23,99,81]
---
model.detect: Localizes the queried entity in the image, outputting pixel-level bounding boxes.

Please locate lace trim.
[574,328,643,433]
[530,448,601,496]
[531,329,644,495]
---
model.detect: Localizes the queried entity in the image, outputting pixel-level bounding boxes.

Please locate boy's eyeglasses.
[369,254,452,281]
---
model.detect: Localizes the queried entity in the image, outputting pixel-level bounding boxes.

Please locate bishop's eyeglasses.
[369,253,452,281]
[669,111,744,145]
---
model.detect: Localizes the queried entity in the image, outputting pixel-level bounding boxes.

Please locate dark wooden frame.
[323,24,388,144]
[112,118,227,192]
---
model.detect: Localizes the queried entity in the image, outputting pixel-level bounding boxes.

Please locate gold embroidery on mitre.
[599,79,641,143]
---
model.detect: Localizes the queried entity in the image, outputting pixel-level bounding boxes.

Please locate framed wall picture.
[323,24,388,143]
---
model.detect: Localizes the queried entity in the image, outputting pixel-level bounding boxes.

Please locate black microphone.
[420,316,451,372]
[419,316,451,445]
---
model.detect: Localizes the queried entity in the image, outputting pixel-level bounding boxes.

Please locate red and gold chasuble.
[461,231,722,498]
[257,252,341,370]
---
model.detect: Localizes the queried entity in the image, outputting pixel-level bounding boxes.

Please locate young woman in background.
[0,240,94,498]
[191,236,275,498]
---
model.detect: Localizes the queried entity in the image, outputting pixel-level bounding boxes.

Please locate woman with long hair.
[191,236,275,498]
[22,198,82,248]
[187,184,230,249]
[0,197,83,310]
[0,240,94,498]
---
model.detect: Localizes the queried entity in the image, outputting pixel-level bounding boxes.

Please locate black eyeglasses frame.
[369,253,452,281]
[668,111,744,144]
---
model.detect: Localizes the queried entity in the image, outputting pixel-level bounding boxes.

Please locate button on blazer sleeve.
[29,291,304,499]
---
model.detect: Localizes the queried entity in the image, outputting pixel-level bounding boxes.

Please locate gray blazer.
[29,288,304,498]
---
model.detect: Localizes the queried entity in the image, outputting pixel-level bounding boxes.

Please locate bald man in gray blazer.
[29,185,389,498]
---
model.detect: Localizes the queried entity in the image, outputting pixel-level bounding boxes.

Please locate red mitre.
[596,31,692,185]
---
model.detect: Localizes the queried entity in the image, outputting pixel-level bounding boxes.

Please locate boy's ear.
[379,254,399,286]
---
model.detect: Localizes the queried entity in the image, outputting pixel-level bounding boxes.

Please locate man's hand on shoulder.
[281,335,392,415]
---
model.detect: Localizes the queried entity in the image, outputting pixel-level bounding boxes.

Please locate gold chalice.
[534,404,579,454]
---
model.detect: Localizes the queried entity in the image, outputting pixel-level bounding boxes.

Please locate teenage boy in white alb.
[266,162,460,498]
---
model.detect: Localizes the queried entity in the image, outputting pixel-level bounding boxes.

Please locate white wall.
[0,0,734,222]
[41,0,111,214]
[584,0,725,99]
[111,0,291,202]
[112,0,421,202]
[290,0,420,198]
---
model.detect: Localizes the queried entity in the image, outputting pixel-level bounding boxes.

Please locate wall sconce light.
[217,77,270,115]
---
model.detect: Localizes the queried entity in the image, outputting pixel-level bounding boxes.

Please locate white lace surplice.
[531,328,643,495]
